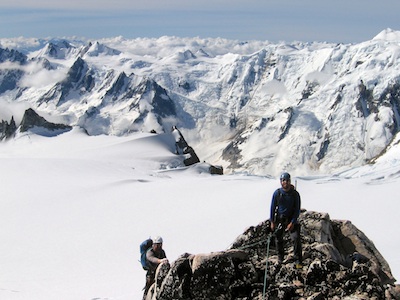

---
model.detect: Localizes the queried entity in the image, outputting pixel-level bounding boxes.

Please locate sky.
[0,127,399,299]
[1,0,400,43]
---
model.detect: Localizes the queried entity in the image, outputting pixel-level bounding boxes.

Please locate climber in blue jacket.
[270,172,303,268]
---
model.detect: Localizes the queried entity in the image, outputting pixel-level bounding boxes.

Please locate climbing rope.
[231,225,281,300]
[262,233,273,300]
[262,224,281,300]
[234,237,269,250]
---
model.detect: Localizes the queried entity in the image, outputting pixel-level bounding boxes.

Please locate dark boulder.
[209,165,224,175]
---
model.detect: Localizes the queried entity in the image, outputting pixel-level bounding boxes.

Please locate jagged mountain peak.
[0,47,27,64]
[37,39,78,59]
[19,108,72,136]
[195,48,211,58]
[81,41,122,57]
[37,56,94,106]
[1,32,400,176]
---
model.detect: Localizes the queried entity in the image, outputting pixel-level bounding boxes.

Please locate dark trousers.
[275,220,302,262]
[143,270,155,299]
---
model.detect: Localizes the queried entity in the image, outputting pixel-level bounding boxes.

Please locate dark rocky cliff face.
[0,108,72,139]
[0,47,27,64]
[145,211,399,300]
[0,117,17,140]
[0,47,27,94]
[20,108,72,134]
[38,57,94,106]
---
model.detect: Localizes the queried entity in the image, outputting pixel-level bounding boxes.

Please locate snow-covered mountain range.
[1,28,400,176]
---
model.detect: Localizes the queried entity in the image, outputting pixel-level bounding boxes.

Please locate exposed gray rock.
[0,47,27,64]
[183,146,200,166]
[38,57,94,106]
[0,48,26,94]
[20,108,72,135]
[0,69,24,94]
[221,136,245,170]
[171,126,200,167]
[1,108,72,140]
[209,165,224,175]
[145,210,399,300]
[0,116,17,140]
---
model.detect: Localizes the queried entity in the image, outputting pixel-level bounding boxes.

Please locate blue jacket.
[270,186,301,224]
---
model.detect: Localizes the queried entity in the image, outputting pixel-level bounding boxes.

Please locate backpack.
[140,238,153,270]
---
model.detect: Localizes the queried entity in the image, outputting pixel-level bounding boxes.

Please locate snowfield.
[0,128,398,299]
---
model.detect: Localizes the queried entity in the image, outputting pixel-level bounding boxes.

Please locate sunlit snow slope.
[0,128,399,299]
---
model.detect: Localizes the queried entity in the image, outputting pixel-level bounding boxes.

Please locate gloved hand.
[159,258,169,264]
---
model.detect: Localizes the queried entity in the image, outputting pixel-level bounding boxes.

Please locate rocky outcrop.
[171,126,200,167]
[209,165,224,175]
[0,108,72,140]
[20,108,72,134]
[182,146,200,166]
[170,126,222,173]
[145,210,398,299]
[0,47,26,94]
[0,116,17,140]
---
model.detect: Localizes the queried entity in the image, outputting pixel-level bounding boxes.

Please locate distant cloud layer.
[0,1,399,43]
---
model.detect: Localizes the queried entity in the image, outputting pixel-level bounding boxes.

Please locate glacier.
[1,28,400,176]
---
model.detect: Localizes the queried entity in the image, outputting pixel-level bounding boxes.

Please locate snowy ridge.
[1,29,400,176]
